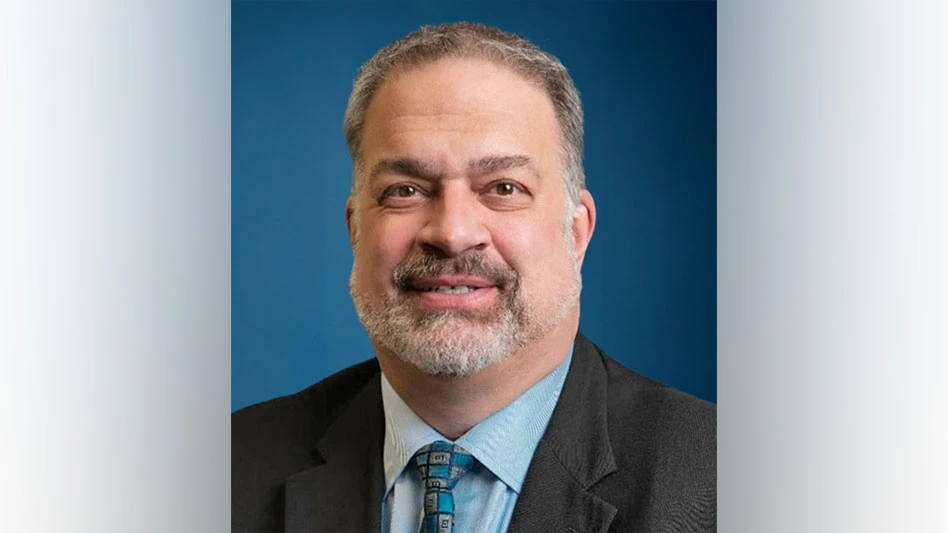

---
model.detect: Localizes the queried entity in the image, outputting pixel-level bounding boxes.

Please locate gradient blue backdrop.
[233,1,716,411]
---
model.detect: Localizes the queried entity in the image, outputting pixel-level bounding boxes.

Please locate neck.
[376,310,579,440]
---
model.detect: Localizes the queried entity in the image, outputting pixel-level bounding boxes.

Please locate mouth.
[418,285,481,294]
[405,276,499,310]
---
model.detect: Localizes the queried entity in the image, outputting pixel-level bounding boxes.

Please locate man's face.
[348,57,587,377]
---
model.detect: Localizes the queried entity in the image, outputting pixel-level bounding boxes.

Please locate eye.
[379,183,421,199]
[378,183,429,207]
[485,181,526,197]
[393,184,418,197]
[494,182,518,196]
[480,180,532,210]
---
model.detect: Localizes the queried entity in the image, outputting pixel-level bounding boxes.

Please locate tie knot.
[412,441,475,490]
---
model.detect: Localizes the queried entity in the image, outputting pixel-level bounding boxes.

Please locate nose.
[416,183,490,257]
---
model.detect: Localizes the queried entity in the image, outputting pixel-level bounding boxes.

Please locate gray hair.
[342,22,585,210]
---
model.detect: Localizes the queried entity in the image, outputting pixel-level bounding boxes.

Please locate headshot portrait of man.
[232,15,716,533]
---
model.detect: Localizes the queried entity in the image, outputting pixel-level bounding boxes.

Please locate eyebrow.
[368,154,539,184]
[368,157,441,183]
[468,154,540,179]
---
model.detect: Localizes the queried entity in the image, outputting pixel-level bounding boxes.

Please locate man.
[233,22,715,533]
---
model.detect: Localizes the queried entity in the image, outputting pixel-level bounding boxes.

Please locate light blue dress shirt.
[380,349,573,533]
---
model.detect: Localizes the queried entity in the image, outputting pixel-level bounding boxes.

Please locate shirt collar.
[381,349,573,495]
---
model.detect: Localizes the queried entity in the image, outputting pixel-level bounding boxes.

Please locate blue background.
[233,1,716,411]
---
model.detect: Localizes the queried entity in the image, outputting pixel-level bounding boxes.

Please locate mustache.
[393,253,519,290]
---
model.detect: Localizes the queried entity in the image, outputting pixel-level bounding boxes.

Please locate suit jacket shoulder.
[232,358,382,532]
[509,334,716,533]
[596,339,716,532]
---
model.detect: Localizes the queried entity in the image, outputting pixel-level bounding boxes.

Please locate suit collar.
[284,372,385,533]
[508,333,619,533]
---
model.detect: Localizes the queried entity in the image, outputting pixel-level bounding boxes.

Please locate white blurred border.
[3,0,947,531]
[720,1,947,531]
[1,1,230,531]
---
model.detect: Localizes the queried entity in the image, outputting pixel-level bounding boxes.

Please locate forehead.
[361,57,561,174]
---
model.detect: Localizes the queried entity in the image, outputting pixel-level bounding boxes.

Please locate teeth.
[427,286,477,294]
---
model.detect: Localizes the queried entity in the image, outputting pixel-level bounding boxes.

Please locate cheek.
[355,217,419,279]
[493,215,569,276]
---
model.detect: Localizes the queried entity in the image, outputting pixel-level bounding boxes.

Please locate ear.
[345,196,357,251]
[570,189,596,267]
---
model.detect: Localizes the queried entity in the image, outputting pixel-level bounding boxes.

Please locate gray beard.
[349,225,581,378]
[352,286,531,377]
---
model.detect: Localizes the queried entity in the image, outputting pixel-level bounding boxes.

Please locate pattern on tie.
[412,441,476,533]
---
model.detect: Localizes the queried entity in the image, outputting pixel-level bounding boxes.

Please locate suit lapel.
[508,334,619,533]
[284,374,385,533]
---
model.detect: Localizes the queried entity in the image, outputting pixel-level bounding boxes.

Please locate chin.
[386,321,523,378]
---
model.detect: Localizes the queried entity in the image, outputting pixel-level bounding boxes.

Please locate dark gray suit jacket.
[232,334,716,532]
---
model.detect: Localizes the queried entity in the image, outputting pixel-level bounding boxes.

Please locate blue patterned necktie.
[412,441,476,533]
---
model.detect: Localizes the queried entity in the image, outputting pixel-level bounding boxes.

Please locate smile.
[423,286,479,294]
[407,282,499,311]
